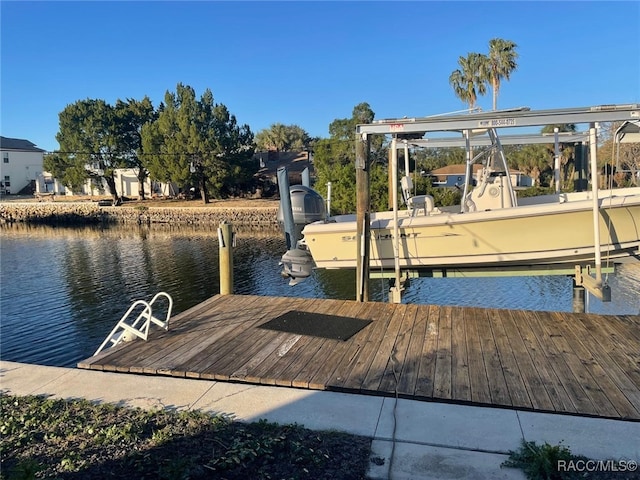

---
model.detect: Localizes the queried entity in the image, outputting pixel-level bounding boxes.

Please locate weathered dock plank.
[464,307,492,404]
[395,303,428,397]
[413,304,440,399]
[307,301,376,390]
[378,303,418,394]
[565,313,640,419]
[181,297,271,378]
[487,308,532,409]
[502,310,554,411]
[432,305,453,400]
[475,308,511,406]
[510,309,574,413]
[199,296,295,380]
[290,299,352,389]
[261,298,331,387]
[340,303,396,393]
[529,311,598,415]
[78,294,640,421]
[361,301,408,394]
[451,306,471,402]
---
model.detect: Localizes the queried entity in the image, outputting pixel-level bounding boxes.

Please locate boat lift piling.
[355,132,371,302]
[572,284,587,313]
[390,136,403,303]
[573,124,612,303]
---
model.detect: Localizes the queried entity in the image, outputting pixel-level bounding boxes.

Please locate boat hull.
[302,188,640,270]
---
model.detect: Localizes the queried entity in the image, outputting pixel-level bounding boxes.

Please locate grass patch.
[502,439,639,480]
[1,394,371,479]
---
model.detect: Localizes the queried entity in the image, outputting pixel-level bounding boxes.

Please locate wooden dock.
[78,294,640,421]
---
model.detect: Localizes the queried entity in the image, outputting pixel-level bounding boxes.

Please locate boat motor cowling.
[277,185,326,243]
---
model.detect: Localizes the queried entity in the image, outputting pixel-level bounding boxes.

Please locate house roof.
[255,151,313,176]
[429,164,483,175]
[0,136,46,152]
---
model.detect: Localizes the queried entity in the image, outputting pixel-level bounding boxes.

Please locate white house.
[112,169,177,198]
[36,168,177,199]
[0,136,46,195]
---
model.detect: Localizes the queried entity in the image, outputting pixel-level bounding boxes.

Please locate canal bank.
[0,200,279,226]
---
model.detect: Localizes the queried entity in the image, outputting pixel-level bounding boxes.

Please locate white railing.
[94,292,173,356]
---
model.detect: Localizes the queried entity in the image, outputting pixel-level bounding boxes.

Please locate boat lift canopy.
[353,103,640,303]
[357,104,640,137]
[392,131,590,149]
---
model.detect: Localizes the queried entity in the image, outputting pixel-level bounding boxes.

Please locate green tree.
[141,84,254,203]
[508,144,553,187]
[52,97,157,201]
[255,124,312,151]
[43,152,87,193]
[486,38,518,110]
[55,99,123,201]
[313,103,387,214]
[449,53,488,110]
[114,97,156,199]
[287,125,313,151]
[540,124,577,190]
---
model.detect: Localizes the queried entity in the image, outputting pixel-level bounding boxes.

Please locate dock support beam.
[219,222,234,295]
[390,136,403,304]
[356,132,371,302]
[572,284,586,313]
[574,265,611,303]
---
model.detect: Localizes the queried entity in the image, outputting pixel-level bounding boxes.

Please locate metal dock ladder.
[94,292,173,356]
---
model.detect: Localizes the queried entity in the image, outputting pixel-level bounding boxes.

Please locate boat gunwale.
[302,188,640,234]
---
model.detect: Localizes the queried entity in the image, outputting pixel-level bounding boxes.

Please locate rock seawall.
[0,203,279,226]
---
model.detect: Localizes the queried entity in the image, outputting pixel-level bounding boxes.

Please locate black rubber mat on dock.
[259,310,372,341]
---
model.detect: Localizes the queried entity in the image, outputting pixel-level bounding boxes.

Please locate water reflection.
[1,224,638,367]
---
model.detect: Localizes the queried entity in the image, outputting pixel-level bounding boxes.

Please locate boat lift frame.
[353,104,640,303]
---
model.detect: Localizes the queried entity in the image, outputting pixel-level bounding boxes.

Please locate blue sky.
[1,1,639,152]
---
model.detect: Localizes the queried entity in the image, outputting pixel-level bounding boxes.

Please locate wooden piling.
[573,285,586,313]
[219,222,233,295]
[355,132,371,302]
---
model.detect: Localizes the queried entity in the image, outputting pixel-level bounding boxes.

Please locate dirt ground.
[125,197,280,209]
[2,194,279,209]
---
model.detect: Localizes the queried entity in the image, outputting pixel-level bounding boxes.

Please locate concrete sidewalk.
[1,360,638,479]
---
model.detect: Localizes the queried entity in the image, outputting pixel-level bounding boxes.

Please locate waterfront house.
[0,136,46,195]
[254,150,315,196]
[36,168,177,199]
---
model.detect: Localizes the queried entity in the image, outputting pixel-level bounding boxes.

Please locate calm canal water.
[1,223,639,368]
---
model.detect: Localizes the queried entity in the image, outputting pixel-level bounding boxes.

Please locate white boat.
[301,187,640,270]
[280,104,640,290]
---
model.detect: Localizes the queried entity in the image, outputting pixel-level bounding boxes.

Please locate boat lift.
[355,104,640,304]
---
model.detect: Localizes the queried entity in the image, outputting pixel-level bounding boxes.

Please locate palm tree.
[449,53,488,111]
[487,38,518,110]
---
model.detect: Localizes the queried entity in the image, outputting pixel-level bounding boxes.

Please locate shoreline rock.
[0,203,279,226]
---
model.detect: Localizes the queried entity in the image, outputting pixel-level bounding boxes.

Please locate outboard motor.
[276,185,326,245]
[280,247,315,286]
[276,168,325,285]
